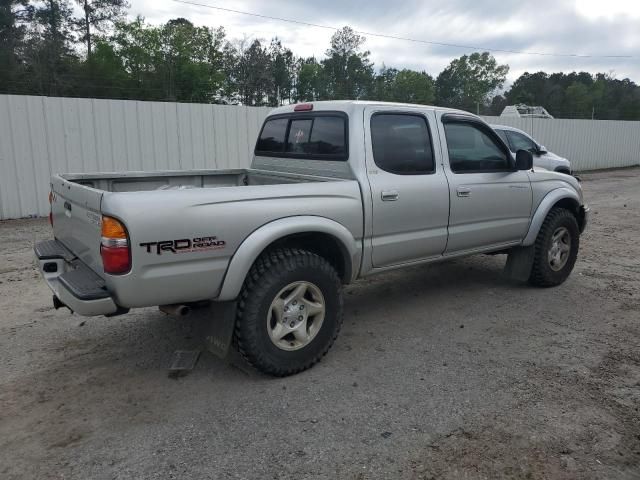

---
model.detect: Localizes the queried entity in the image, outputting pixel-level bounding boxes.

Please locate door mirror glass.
[515,149,534,170]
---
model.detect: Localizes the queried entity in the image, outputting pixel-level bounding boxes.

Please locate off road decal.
[140,236,225,255]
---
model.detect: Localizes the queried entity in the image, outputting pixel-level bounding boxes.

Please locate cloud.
[127,0,640,82]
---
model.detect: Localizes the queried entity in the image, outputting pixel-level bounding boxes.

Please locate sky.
[127,0,640,84]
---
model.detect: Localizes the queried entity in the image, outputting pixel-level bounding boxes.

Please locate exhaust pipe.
[159,304,191,317]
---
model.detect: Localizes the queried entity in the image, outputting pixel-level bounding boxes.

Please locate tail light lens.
[100,216,131,275]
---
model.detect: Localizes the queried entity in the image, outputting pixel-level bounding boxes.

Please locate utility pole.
[591,106,595,120]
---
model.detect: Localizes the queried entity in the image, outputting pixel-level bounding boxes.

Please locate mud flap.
[504,246,535,282]
[193,301,237,359]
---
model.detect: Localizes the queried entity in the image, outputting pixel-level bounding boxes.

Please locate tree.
[226,38,273,105]
[74,0,129,59]
[27,0,78,96]
[110,17,226,102]
[0,0,33,93]
[374,67,435,104]
[322,26,374,99]
[489,94,508,115]
[268,38,294,106]
[435,52,509,112]
[295,57,324,102]
[160,18,226,102]
[503,71,640,120]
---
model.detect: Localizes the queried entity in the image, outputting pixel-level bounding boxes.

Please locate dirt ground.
[1,168,639,480]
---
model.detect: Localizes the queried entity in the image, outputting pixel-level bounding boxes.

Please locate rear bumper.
[34,240,121,316]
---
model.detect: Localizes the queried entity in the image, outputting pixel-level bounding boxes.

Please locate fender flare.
[216,216,361,301]
[522,187,580,246]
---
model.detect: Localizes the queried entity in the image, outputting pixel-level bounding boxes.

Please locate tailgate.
[51,175,104,275]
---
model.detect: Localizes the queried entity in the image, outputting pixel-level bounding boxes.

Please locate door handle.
[381,190,399,201]
[456,187,471,198]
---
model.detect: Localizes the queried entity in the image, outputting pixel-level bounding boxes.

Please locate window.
[255,114,347,160]
[444,122,510,173]
[506,131,537,154]
[307,116,346,155]
[495,129,509,145]
[256,118,288,153]
[370,114,434,175]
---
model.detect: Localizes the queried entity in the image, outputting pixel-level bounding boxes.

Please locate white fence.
[0,95,271,220]
[1,94,639,220]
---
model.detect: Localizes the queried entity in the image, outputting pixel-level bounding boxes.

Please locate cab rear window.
[255,113,348,160]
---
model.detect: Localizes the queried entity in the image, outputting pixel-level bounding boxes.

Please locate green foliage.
[321,27,374,100]
[0,0,33,92]
[75,0,129,57]
[109,17,226,102]
[373,67,435,104]
[295,57,325,102]
[505,71,640,119]
[435,52,509,111]
[0,3,639,120]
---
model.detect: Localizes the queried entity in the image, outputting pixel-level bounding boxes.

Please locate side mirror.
[515,149,534,170]
[538,145,548,155]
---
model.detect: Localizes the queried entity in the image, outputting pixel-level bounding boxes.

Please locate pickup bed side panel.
[217,216,362,301]
[101,180,363,308]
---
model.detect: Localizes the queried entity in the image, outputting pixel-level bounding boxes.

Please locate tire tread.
[529,207,579,287]
[235,248,343,376]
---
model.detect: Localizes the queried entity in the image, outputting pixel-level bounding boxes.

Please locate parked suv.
[491,124,572,174]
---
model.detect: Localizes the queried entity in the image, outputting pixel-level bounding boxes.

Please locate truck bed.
[50,167,363,309]
[61,168,322,193]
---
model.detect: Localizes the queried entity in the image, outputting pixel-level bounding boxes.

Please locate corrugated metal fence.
[1,94,639,220]
[0,95,271,219]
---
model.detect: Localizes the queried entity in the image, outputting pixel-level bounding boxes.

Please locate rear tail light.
[100,216,131,275]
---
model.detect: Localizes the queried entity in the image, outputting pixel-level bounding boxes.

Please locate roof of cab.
[267,100,470,117]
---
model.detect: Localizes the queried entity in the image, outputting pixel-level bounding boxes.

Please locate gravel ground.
[1,168,639,480]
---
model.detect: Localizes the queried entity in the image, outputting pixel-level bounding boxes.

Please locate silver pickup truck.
[35,100,589,376]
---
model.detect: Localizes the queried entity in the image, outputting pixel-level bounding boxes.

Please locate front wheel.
[235,248,343,376]
[529,208,580,287]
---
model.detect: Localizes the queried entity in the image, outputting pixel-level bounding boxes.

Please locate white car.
[491,124,572,175]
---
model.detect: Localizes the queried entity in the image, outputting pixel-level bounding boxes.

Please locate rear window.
[255,118,288,153]
[256,113,347,160]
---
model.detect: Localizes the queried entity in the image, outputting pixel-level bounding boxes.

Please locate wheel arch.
[216,216,361,301]
[523,188,581,246]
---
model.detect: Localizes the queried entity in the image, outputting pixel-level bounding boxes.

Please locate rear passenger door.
[440,115,532,253]
[365,107,450,268]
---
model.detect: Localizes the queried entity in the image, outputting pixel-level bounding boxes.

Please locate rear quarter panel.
[101,180,363,308]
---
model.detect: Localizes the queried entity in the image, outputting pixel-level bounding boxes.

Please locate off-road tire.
[235,248,343,376]
[529,208,580,287]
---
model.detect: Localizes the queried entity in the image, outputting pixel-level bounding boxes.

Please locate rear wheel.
[529,208,579,287]
[235,248,343,376]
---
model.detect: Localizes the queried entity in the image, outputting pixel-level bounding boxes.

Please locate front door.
[440,117,532,253]
[365,107,450,268]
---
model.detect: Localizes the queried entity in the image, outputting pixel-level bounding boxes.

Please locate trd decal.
[140,236,226,255]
